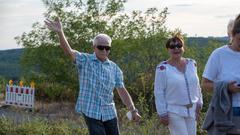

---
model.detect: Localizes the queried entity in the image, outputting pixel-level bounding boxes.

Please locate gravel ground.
[0,101,79,123]
[0,105,34,123]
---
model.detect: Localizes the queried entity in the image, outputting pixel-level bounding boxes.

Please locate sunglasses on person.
[96,45,111,51]
[168,43,183,49]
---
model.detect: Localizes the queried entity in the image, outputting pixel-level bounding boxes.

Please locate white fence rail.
[5,84,35,108]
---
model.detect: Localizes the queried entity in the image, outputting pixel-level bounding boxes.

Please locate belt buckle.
[185,103,193,108]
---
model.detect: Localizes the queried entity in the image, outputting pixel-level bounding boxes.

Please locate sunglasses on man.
[96,45,111,51]
[168,43,183,49]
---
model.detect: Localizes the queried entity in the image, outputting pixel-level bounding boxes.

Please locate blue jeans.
[83,114,120,135]
[233,107,240,116]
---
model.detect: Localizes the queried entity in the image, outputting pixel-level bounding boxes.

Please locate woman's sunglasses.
[96,45,111,51]
[168,43,183,49]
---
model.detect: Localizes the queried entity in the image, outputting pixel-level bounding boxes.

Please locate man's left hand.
[132,112,141,122]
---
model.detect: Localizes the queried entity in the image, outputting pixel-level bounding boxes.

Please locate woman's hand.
[195,103,202,121]
[160,114,169,126]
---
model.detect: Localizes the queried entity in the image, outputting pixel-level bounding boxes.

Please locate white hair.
[93,34,112,46]
[227,19,235,43]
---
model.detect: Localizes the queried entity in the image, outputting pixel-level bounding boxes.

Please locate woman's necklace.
[168,58,186,73]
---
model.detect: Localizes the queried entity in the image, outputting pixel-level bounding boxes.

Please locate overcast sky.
[0,0,239,50]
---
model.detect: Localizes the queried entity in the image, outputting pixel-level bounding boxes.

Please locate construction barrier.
[5,81,35,109]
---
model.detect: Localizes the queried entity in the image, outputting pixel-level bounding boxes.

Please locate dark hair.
[232,14,240,36]
[165,36,184,48]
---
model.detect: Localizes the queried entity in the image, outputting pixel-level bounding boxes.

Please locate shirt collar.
[92,53,110,64]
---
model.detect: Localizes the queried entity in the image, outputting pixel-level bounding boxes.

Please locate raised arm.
[44,17,76,61]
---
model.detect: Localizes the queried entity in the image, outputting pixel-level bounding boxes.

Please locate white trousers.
[168,112,196,135]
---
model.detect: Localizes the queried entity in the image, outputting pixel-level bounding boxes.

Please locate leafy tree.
[15,0,127,101]
[18,0,227,119]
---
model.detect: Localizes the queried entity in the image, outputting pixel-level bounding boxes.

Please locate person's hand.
[44,17,62,33]
[160,114,169,126]
[132,112,141,122]
[195,103,202,121]
[228,81,240,93]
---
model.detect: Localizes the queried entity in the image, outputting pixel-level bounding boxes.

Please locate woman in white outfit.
[154,36,203,135]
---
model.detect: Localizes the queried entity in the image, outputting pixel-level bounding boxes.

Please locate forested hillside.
[186,36,229,46]
[0,49,23,79]
[0,36,228,80]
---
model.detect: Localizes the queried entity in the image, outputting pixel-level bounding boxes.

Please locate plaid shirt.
[74,52,125,121]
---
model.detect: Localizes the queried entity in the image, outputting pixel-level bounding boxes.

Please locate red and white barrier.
[5,85,35,108]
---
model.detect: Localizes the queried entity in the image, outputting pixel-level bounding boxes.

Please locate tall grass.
[0,117,88,135]
[0,110,207,135]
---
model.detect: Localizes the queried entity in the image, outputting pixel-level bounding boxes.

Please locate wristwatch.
[131,108,138,113]
[128,104,138,113]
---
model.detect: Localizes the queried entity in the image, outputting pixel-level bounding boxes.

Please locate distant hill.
[0,36,229,79]
[186,36,229,46]
[0,48,23,80]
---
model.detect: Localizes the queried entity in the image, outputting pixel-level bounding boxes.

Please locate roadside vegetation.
[0,0,227,134]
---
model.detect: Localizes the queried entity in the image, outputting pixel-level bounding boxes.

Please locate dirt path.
[0,101,79,123]
[0,105,34,123]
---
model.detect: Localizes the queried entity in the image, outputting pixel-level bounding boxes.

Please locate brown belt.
[183,103,193,108]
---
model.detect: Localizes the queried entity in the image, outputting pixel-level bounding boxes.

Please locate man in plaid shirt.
[45,17,141,135]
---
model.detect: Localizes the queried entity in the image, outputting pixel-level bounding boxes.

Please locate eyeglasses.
[96,45,111,51]
[168,43,183,49]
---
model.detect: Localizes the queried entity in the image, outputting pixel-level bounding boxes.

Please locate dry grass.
[34,101,80,121]
[0,94,82,124]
